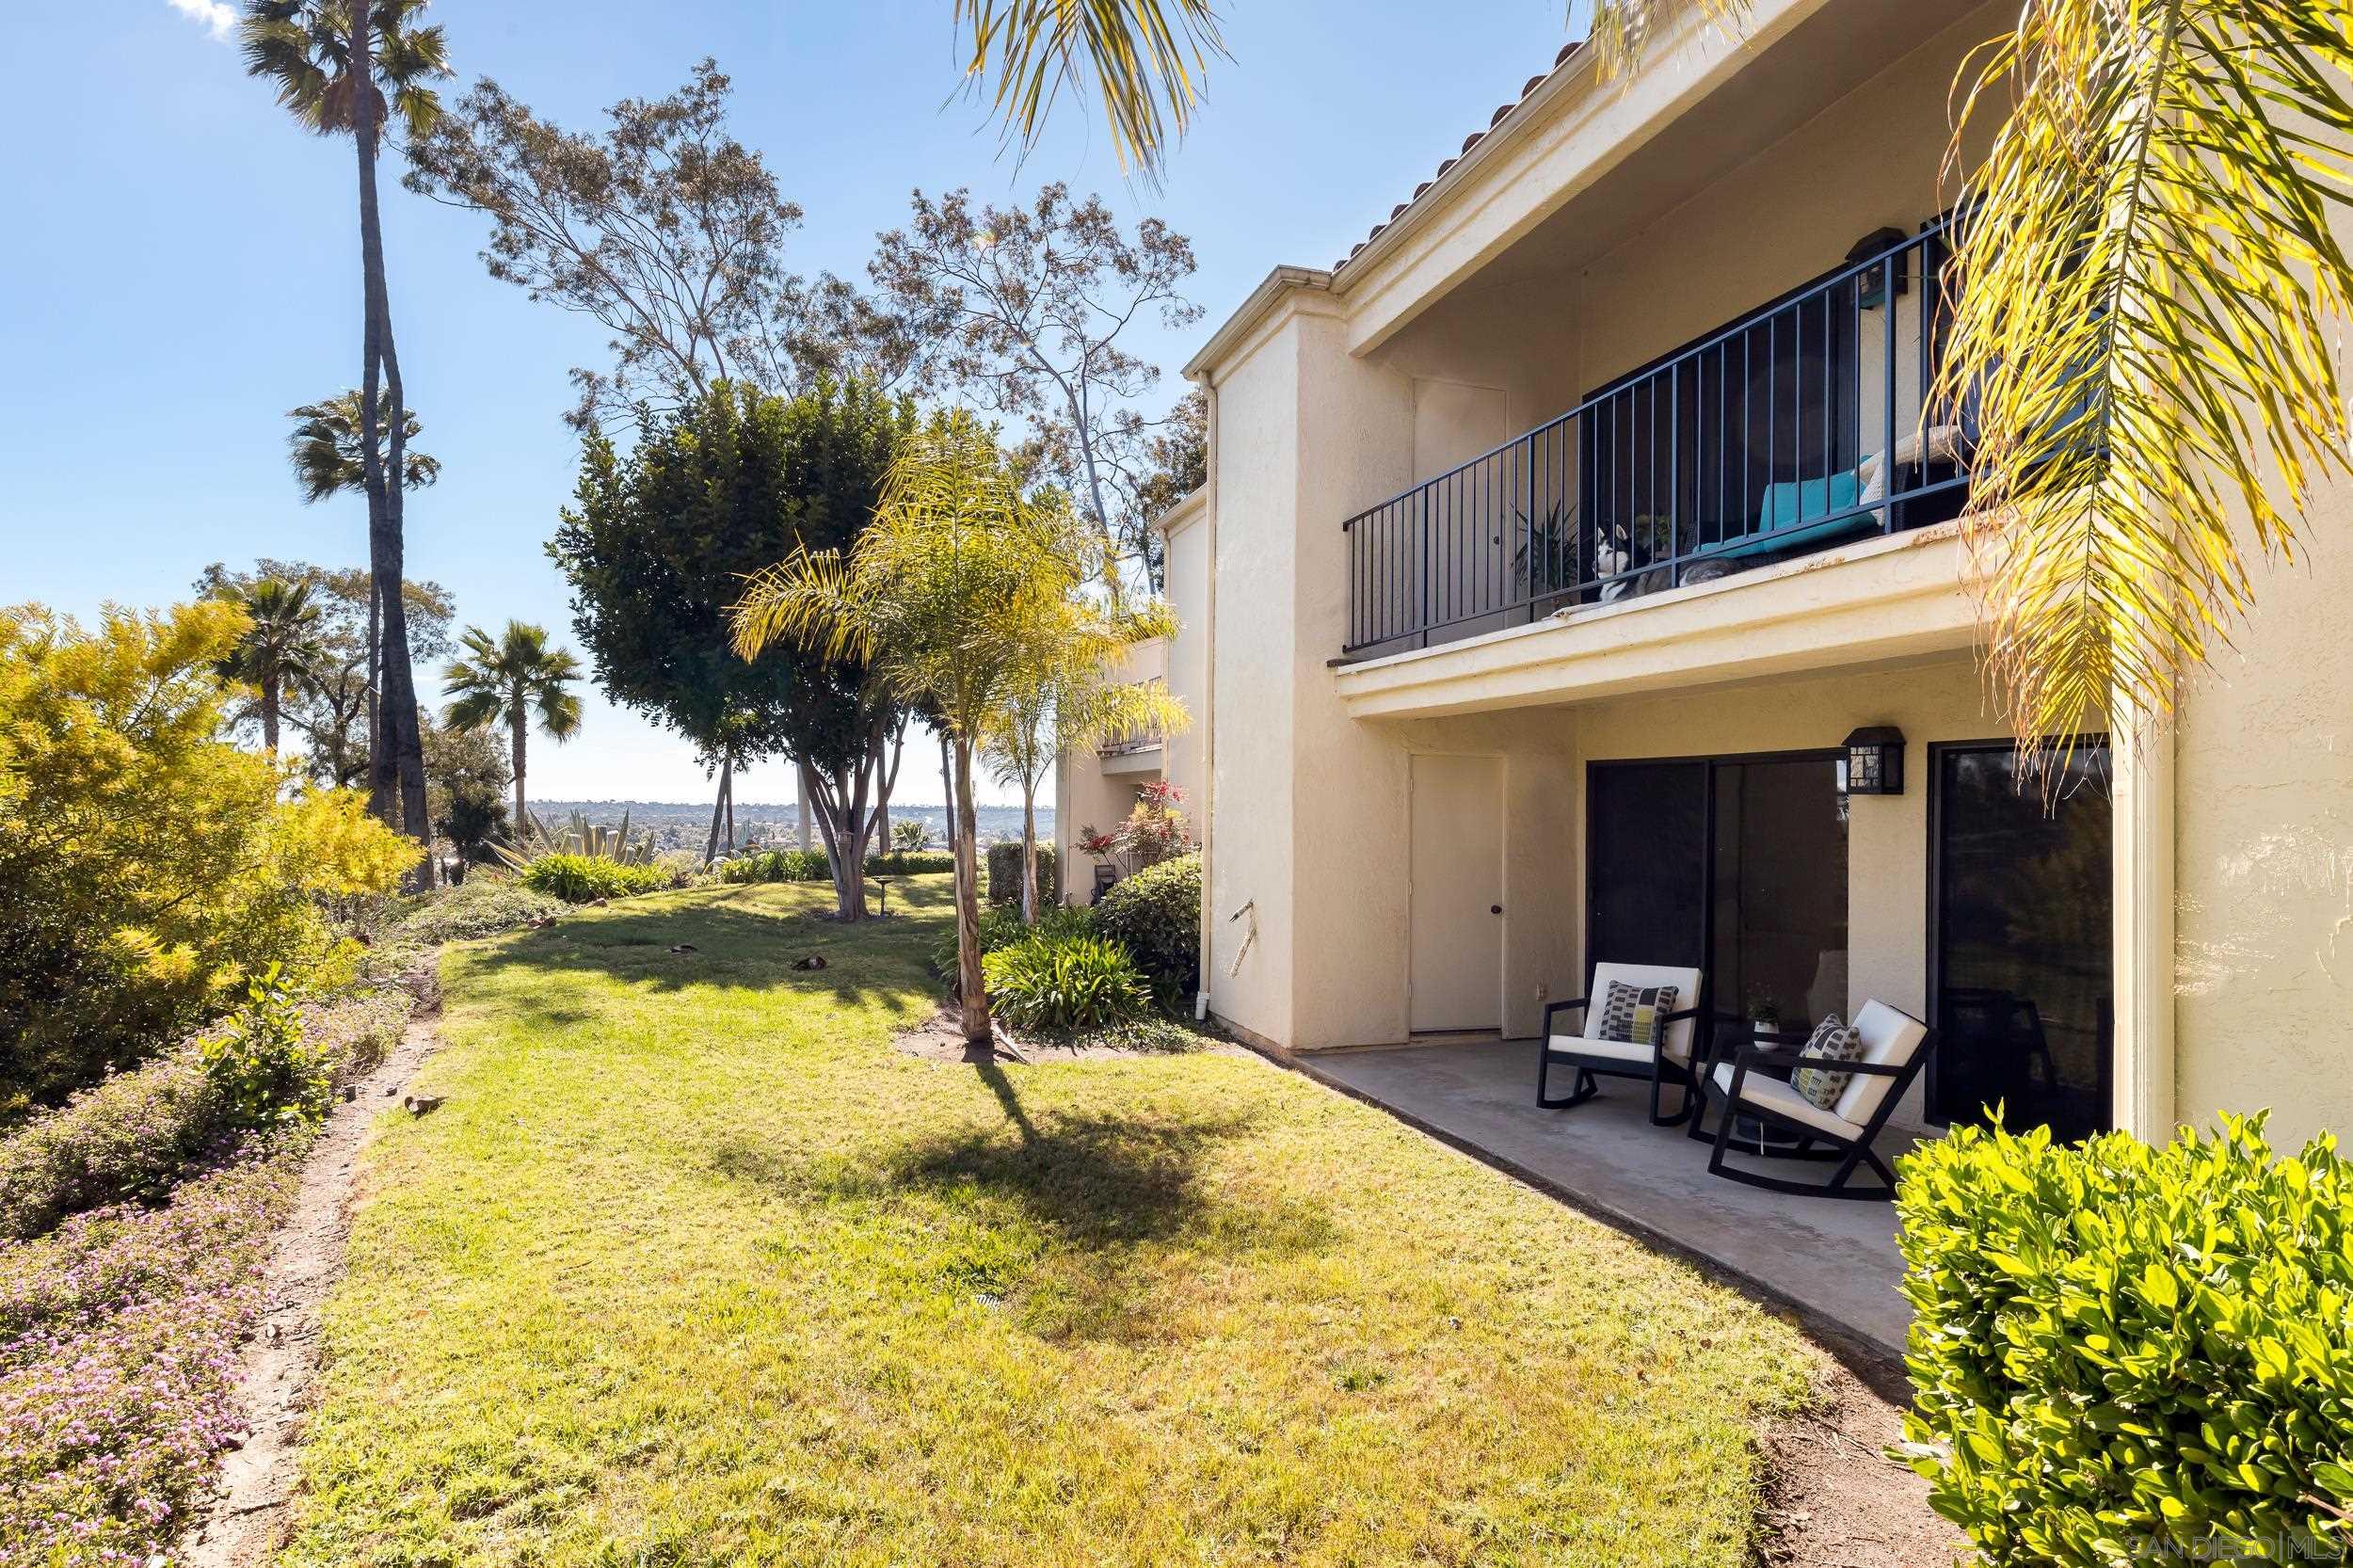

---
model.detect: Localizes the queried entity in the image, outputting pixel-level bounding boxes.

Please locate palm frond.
[1585,0,1752,83]
[1937,0,2353,761]
[953,0,1228,182]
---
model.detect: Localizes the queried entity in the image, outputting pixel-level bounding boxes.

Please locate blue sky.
[2,0,1585,805]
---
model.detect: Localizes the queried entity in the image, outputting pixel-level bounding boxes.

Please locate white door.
[1409,754,1505,1032]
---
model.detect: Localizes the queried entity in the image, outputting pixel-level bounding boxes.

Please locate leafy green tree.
[731,413,1096,1044]
[211,577,329,755]
[240,0,450,880]
[0,600,417,1114]
[440,621,583,843]
[552,377,916,900]
[423,716,512,867]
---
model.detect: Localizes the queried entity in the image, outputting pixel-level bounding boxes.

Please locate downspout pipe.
[1193,375,1220,1022]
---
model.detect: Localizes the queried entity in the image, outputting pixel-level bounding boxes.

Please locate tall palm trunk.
[951,733,991,1046]
[261,672,282,756]
[349,0,432,887]
[509,697,529,846]
[364,578,384,821]
[938,731,957,859]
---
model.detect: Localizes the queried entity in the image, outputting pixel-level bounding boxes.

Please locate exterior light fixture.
[1843,726,1906,796]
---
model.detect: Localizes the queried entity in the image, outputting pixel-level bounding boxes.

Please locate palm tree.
[285,388,440,791]
[241,0,450,882]
[441,622,583,845]
[216,578,330,756]
[985,608,1187,921]
[953,0,1226,180]
[287,390,441,504]
[1583,0,2353,764]
[731,413,1080,1047]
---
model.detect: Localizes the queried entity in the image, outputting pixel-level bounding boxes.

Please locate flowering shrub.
[0,1145,303,1563]
[0,601,418,1115]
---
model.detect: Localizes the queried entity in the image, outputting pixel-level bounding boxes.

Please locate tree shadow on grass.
[774,1064,1338,1340]
[462,894,933,1016]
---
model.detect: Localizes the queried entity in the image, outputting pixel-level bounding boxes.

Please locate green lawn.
[281,875,1817,1566]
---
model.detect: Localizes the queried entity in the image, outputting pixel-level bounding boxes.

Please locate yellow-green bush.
[519,853,667,903]
[0,602,418,1115]
[1897,1113,2353,1565]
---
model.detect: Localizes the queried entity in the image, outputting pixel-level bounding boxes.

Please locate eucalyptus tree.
[214,577,329,755]
[731,414,1084,1045]
[869,184,1202,606]
[440,622,584,844]
[405,60,904,436]
[239,0,450,881]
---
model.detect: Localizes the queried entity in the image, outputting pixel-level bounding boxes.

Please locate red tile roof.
[1334,40,1587,275]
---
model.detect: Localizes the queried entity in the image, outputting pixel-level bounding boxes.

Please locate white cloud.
[167,0,237,41]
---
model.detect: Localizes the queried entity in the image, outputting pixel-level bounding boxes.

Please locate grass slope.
[280,876,1815,1566]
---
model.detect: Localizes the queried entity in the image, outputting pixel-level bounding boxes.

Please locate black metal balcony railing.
[1342,216,1971,658]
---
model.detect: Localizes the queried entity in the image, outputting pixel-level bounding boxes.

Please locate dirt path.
[1754,1360,1965,1567]
[172,1016,445,1568]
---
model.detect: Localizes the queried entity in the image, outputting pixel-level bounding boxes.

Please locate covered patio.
[1304,1036,1929,1385]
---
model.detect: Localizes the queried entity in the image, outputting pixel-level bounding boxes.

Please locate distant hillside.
[532,800,1052,855]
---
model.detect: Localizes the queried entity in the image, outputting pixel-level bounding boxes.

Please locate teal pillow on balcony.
[1755,469,1860,533]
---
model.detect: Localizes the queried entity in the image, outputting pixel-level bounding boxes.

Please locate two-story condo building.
[1060,0,2353,1160]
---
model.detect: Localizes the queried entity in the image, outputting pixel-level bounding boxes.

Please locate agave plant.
[494,809,654,871]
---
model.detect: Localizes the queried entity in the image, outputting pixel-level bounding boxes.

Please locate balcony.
[1341,217,1971,660]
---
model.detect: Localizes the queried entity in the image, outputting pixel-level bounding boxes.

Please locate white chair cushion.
[1712,1061,1866,1142]
[1831,1000,1930,1128]
[1548,1032,1689,1068]
[1584,963,1703,1065]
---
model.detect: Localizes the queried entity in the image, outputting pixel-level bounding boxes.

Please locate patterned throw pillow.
[1790,1015,1865,1110]
[1597,981,1679,1055]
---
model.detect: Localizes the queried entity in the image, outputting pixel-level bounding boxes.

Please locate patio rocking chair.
[1695,1000,1933,1200]
[1534,962,1705,1127]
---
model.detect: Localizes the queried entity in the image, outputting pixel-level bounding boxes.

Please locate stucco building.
[1059,0,2353,1152]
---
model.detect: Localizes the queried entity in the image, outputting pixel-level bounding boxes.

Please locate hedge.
[985,841,1058,906]
[719,849,956,885]
[1897,1112,2353,1565]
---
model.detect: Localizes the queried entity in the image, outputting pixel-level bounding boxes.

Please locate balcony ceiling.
[1431,0,2004,299]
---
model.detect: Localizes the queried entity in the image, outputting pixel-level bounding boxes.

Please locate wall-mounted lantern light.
[1842,726,1906,796]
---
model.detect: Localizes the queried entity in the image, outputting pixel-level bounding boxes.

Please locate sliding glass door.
[1929,743,2113,1142]
[1587,755,1849,1031]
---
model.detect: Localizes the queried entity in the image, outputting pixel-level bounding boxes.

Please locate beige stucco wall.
[1051,637,1168,904]
[2173,525,2353,1148]
[1160,498,1210,815]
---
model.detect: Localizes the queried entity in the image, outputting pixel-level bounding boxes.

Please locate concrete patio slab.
[1300,1036,1925,1387]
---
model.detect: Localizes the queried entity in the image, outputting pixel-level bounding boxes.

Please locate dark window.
[1929,743,2114,1142]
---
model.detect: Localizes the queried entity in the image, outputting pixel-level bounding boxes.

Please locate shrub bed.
[0,990,410,1243]
[388,878,568,945]
[721,849,957,885]
[982,931,1149,1031]
[1094,853,1201,1006]
[1897,1112,2353,1565]
[985,841,1058,906]
[520,854,668,904]
[0,1143,305,1563]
